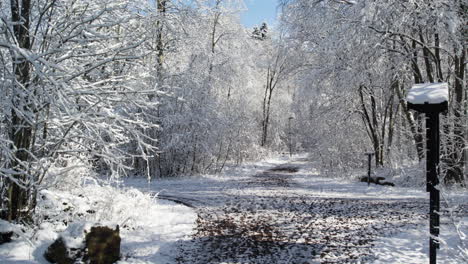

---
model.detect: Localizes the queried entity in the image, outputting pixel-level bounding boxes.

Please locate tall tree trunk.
[410,39,424,83]
[434,33,444,82]
[386,99,399,159]
[446,49,466,183]
[7,0,33,221]
[358,85,382,166]
[419,30,434,83]
[156,0,166,76]
[261,67,276,147]
[402,40,426,161]
[370,89,384,166]
[153,0,166,179]
[444,2,466,184]
[261,68,270,146]
[263,86,274,146]
[396,84,425,162]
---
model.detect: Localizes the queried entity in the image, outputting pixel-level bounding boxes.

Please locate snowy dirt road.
[127,155,466,264]
[174,164,425,263]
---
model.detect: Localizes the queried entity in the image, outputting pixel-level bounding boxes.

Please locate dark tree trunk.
[6,0,33,221]
[358,85,383,167]
[396,84,425,162]
[445,49,466,183]
[419,31,434,83]
[156,0,166,70]
[261,67,275,147]
[411,40,424,84]
[434,33,444,82]
[153,0,167,179]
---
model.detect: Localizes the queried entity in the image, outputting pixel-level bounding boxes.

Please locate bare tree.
[0,0,157,221]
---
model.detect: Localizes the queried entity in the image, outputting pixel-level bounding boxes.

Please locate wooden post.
[365,153,374,186]
[288,117,294,157]
[426,112,440,263]
[407,82,448,264]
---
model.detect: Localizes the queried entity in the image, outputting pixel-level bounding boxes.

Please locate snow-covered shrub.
[35,178,160,232]
[42,156,98,191]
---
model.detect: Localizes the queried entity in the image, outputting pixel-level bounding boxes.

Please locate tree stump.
[44,237,74,264]
[85,225,120,264]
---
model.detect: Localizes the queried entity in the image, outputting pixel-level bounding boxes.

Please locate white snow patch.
[372,218,468,263]
[0,183,196,264]
[0,220,14,233]
[60,222,94,249]
[407,82,448,104]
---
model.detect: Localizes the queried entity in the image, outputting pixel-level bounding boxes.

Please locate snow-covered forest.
[0,0,466,263]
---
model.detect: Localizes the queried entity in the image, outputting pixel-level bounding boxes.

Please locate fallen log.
[359,176,394,187]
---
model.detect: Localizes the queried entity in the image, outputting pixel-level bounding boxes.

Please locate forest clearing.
[0,0,466,263]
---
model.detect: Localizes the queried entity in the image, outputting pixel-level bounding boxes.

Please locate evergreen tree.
[252,22,268,40]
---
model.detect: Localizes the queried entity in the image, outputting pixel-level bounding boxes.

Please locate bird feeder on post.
[288,116,295,157]
[406,82,448,264]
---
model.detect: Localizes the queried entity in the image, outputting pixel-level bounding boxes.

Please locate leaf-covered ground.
[127,155,467,263]
[175,165,426,263]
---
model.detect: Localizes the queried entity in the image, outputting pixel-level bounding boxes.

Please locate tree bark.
[261,67,276,147]
[434,33,444,82]
[446,49,466,183]
[7,0,33,221]
[419,30,434,83]
[396,84,425,162]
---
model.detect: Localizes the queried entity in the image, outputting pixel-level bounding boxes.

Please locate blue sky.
[240,0,279,28]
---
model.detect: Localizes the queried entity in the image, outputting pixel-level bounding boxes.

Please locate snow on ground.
[125,153,467,263]
[0,183,196,263]
[372,218,468,264]
[0,153,466,263]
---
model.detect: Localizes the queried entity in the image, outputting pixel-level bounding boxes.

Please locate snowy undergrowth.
[0,179,196,263]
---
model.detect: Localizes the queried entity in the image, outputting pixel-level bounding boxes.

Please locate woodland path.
[143,157,430,264]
